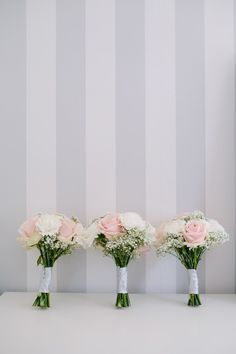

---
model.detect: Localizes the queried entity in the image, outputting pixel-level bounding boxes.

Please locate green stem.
[33,292,50,309]
[115,293,130,308]
[188,293,201,307]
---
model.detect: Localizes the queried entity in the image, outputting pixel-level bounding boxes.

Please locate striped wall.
[0,0,235,293]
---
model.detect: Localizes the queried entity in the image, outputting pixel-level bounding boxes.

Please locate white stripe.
[26,0,57,291]
[205,0,235,293]
[145,0,176,293]
[85,0,116,292]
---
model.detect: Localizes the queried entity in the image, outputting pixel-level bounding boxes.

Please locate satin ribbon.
[39,267,52,293]
[188,269,199,294]
[117,267,128,294]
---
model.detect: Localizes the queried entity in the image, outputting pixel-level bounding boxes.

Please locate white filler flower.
[36,214,62,236]
[120,212,146,231]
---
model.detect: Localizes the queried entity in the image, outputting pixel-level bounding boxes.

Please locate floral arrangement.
[155,210,229,306]
[18,213,93,308]
[89,212,155,308]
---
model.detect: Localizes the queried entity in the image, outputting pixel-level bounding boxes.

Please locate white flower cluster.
[74,227,96,249]
[120,212,146,231]
[40,234,75,251]
[18,213,94,250]
[36,214,62,237]
[156,210,229,256]
[204,231,229,249]
[91,212,156,258]
[105,228,150,256]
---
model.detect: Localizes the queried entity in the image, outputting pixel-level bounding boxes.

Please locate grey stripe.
[116,0,146,292]
[205,0,235,293]
[0,0,26,291]
[56,0,86,292]
[175,0,205,293]
[235,0,236,294]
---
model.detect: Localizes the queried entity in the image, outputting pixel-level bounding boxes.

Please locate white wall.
[0,0,235,293]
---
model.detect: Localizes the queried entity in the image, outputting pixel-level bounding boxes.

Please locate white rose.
[17,231,42,249]
[26,232,42,247]
[36,214,62,236]
[164,219,185,235]
[76,234,94,249]
[73,222,84,236]
[145,223,156,243]
[88,222,100,238]
[120,212,146,231]
[76,223,98,248]
[207,219,225,233]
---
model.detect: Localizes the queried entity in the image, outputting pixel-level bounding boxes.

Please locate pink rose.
[18,215,42,247]
[183,220,207,247]
[19,215,39,238]
[98,214,124,239]
[59,217,79,242]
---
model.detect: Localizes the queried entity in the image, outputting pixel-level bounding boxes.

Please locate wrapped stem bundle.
[90,212,155,308]
[155,211,229,307]
[18,213,94,308]
[114,253,130,308]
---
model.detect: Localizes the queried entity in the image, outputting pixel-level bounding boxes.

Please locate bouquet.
[18,213,92,308]
[155,211,229,306]
[90,212,155,308]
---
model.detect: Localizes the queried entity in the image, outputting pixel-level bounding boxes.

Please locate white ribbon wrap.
[117,267,128,294]
[188,269,199,294]
[39,267,52,293]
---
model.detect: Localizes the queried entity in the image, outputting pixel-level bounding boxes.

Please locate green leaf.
[37,255,42,266]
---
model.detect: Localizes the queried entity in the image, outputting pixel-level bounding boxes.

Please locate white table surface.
[0,293,235,354]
